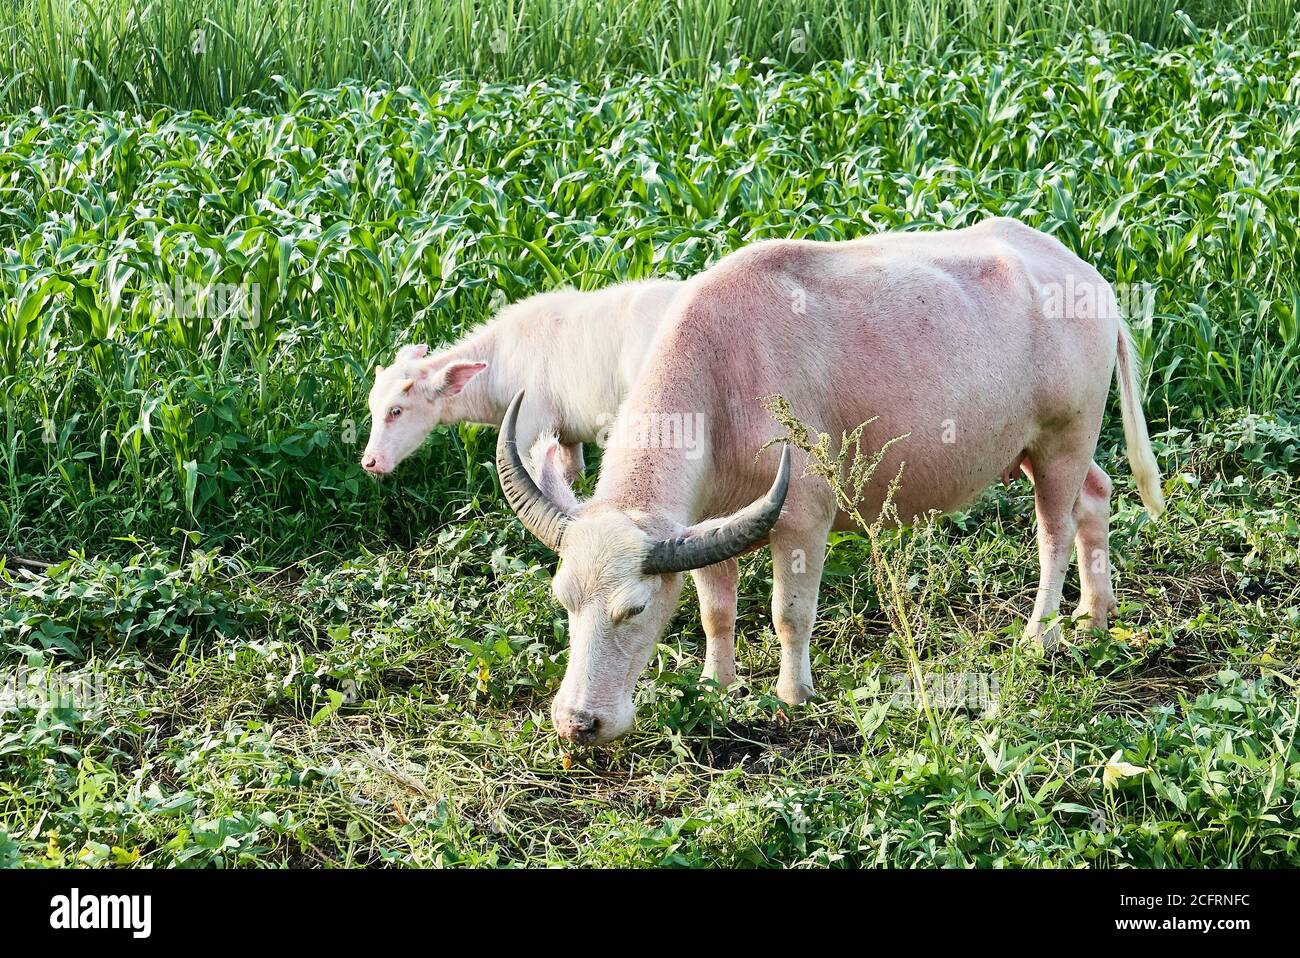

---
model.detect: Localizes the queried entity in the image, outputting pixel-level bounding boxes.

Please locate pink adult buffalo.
[497,217,1165,744]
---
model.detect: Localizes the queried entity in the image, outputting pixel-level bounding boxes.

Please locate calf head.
[497,390,790,744]
[361,343,487,474]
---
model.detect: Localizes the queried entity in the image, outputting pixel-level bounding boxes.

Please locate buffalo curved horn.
[496,390,571,551]
[643,445,791,574]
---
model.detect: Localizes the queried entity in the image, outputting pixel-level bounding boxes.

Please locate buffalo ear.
[530,434,581,514]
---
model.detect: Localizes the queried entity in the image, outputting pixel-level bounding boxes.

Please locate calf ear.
[429,360,488,397]
[397,343,429,361]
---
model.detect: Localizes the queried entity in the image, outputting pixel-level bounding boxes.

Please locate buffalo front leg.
[1072,462,1117,631]
[768,519,830,705]
[691,559,739,686]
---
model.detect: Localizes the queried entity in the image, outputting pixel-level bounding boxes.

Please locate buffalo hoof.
[776,680,817,706]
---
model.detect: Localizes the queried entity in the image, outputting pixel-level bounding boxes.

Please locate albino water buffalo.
[361,279,680,478]
[497,217,1165,745]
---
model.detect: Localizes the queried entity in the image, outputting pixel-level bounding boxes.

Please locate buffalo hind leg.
[1023,449,1094,650]
[1072,462,1117,632]
[692,559,739,687]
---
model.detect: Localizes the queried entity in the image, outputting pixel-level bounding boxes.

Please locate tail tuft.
[1115,323,1164,518]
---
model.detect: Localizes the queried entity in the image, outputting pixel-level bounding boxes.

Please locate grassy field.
[1,25,1298,866]
[1,0,1297,110]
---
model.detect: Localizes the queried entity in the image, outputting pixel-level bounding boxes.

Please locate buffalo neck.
[592,377,715,532]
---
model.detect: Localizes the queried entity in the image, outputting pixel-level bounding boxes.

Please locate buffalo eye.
[388,406,402,419]
[623,604,646,620]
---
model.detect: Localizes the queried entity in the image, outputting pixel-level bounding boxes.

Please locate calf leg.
[691,559,739,686]
[1023,450,1094,649]
[518,404,561,483]
[555,442,585,484]
[768,511,831,705]
[1072,462,1117,631]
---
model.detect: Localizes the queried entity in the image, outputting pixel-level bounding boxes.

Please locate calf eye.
[388,406,402,419]
[624,604,646,620]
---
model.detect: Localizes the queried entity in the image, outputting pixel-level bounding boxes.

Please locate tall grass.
[0,0,1297,111]
[2,29,1297,564]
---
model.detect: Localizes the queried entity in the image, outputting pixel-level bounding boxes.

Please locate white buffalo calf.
[496,217,1165,744]
[361,279,680,478]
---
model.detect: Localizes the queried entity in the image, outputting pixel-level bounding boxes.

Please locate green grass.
[1,0,1297,111]
[1,26,1299,866]
[2,416,1297,866]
